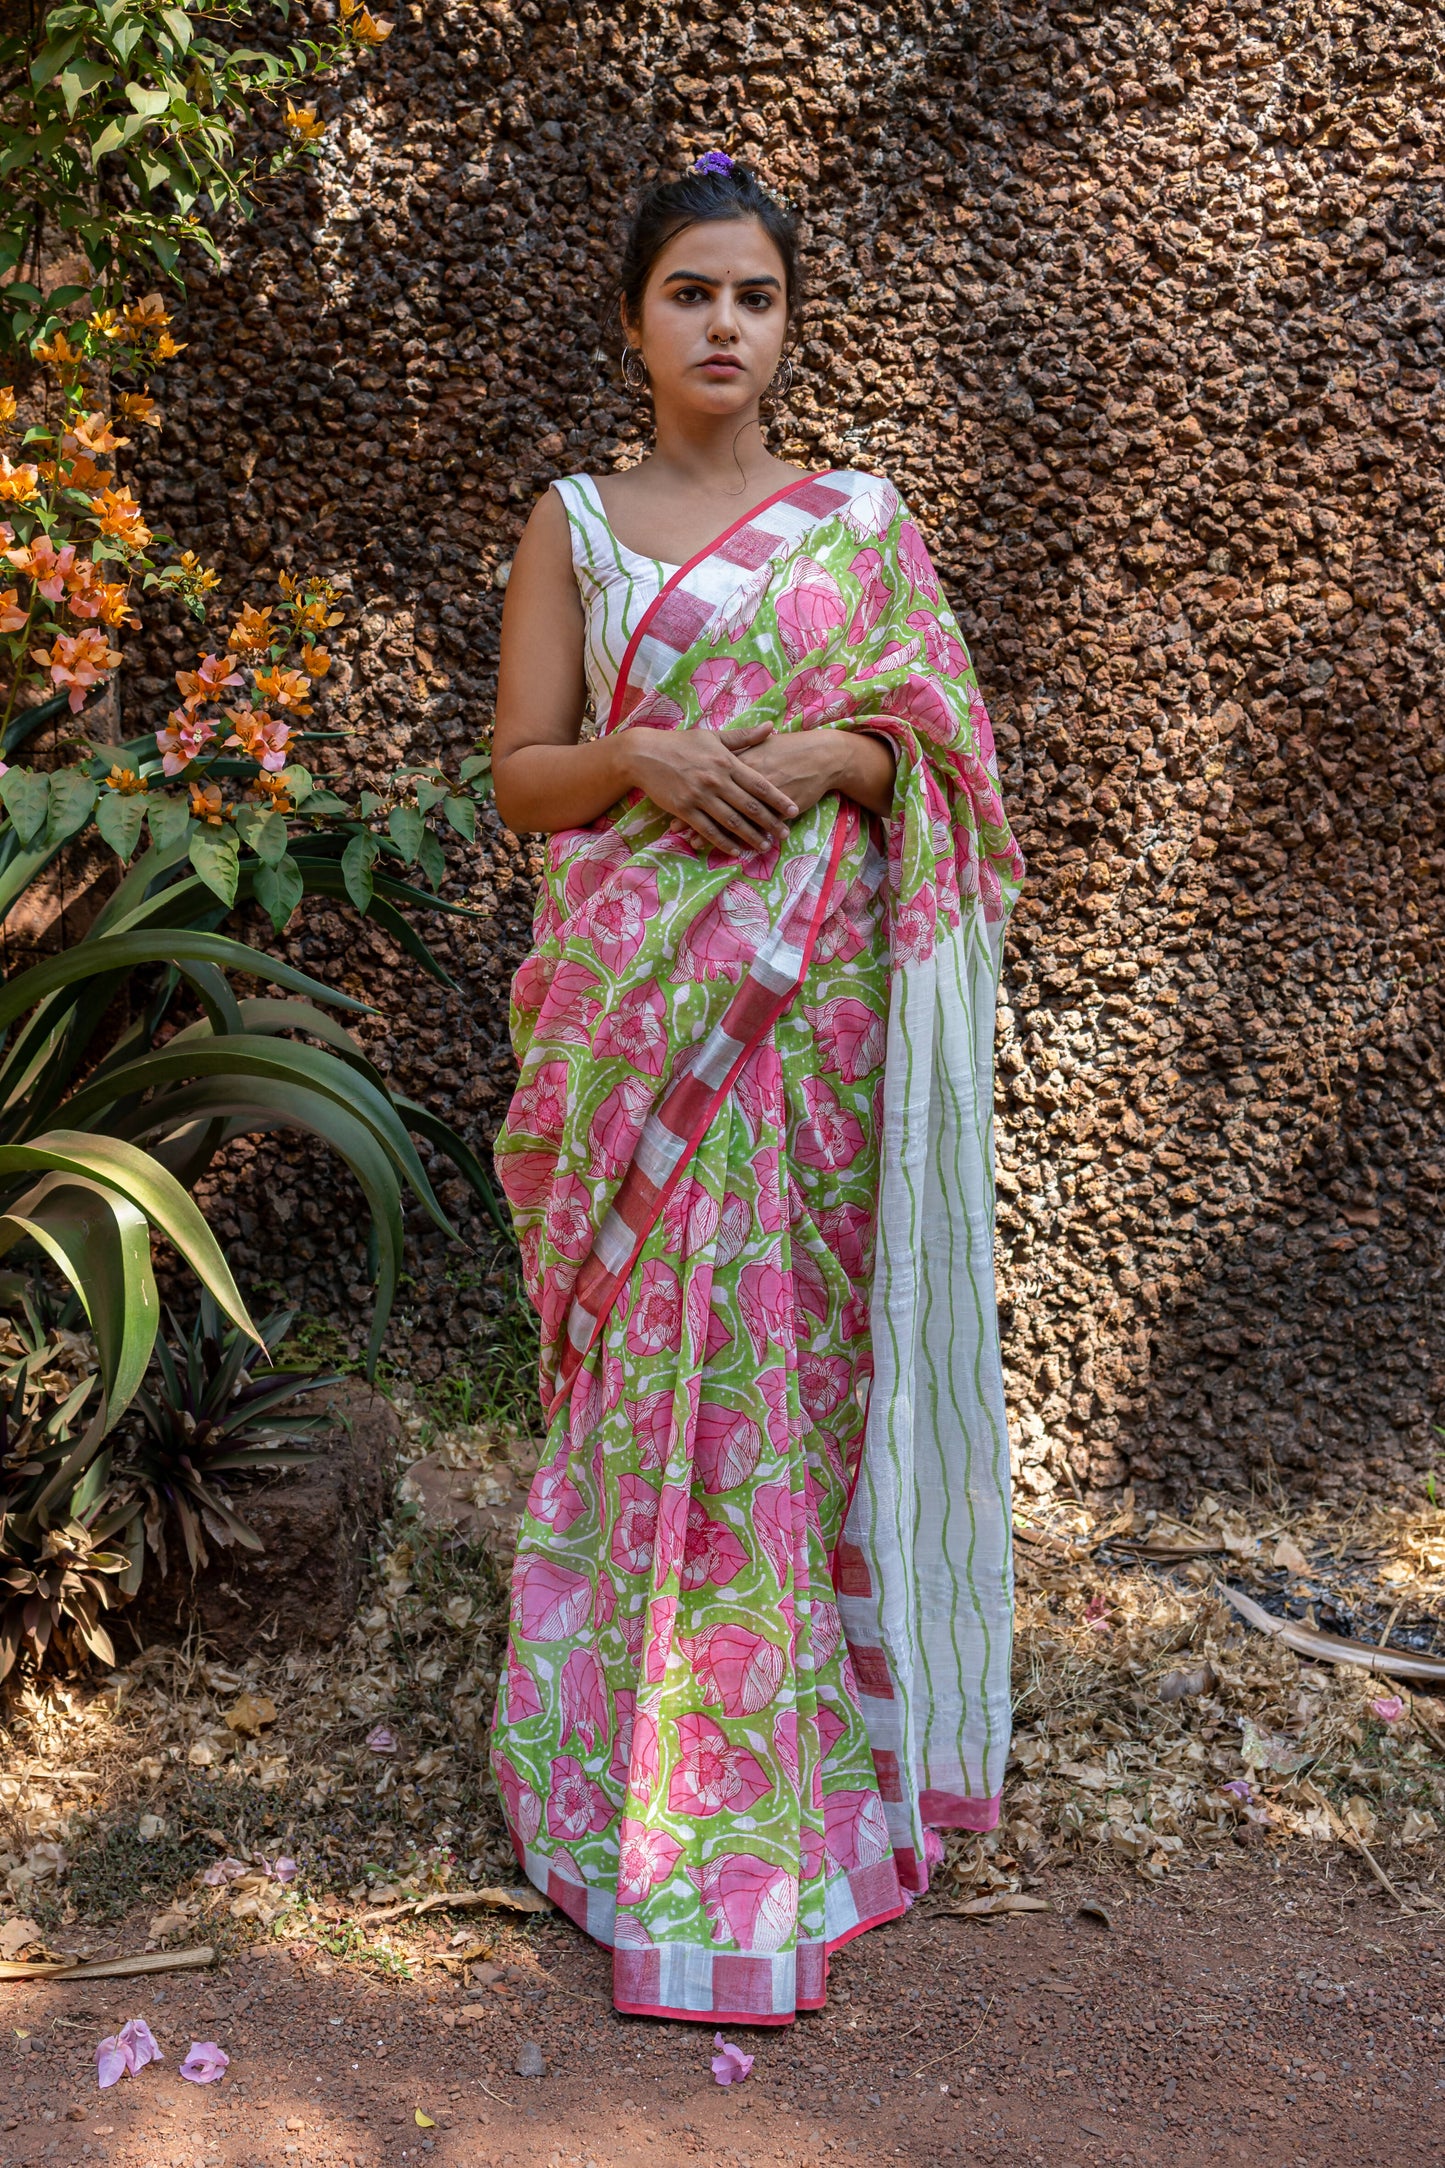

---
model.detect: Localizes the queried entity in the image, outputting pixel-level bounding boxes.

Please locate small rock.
[515,2039,546,2079]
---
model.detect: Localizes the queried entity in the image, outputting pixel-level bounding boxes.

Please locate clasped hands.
[618,722,895,856]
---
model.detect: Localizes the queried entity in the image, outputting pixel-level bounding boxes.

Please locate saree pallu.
[492,470,1024,2024]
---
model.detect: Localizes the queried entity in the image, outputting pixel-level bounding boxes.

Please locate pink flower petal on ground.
[1370,1695,1404,1723]
[366,1724,397,1754]
[201,1856,248,1887]
[96,2038,128,2090]
[711,2033,754,2085]
[120,2018,162,2070]
[262,1856,297,1884]
[179,2041,229,2084]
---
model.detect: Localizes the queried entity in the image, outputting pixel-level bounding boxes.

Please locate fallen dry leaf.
[1077,1899,1114,1931]
[1220,1583,1445,1681]
[1273,1535,1312,1576]
[933,1892,1051,1918]
[223,1692,277,1739]
[1158,1663,1217,1703]
[414,2109,435,2128]
[0,1918,43,1961]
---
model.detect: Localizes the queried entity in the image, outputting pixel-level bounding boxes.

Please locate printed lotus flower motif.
[753,1483,796,1588]
[546,1754,614,1842]
[737,1258,790,1360]
[892,890,937,967]
[758,1368,792,1452]
[814,1202,874,1281]
[716,1190,750,1263]
[703,1306,734,1360]
[750,1145,785,1233]
[907,607,967,677]
[651,1480,691,1586]
[775,553,847,666]
[663,1178,720,1260]
[625,1257,682,1358]
[493,1751,543,1845]
[680,1499,749,1593]
[783,662,854,726]
[667,1712,772,1817]
[793,1076,867,1173]
[559,825,631,915]
[497,1149,556,1209]
[511,1056,570,1146]
[798,1353,852,1423]
[823,1787,892,1874]
[792,1240,832,1329]
[611,1471,661,1577]
[513,1557,593,1641]
[848,547,893,641]
[897,518,940,601]
[811,1600,844,1670]
[773,1707,800,1786]
[616,1819,684,1907]
[979,859,1006,925]
[643,1594,678,1685]
[690,1852,798,1952]
[504,1654,543,1723]
[545,1174,595,1263]
[887,675,957,745]
[718,559,777,643]
[816,1704,848,1761]
[802,995,886,1085]
[527,1451,585,1533]
[841,476,899,540]
[593,976,669,1075]
[691,655,776,729]
[679,1623,786,1717]
[608,1687,635,1786]
[733,1039,782,1140]
[591,1072,655,1179]
[629,1700,661,1797]
[693,1404,764,1494]
[588,867,660,974]
[672,881,769,984]
[625,1391,675,1471]
[559,1647,610,1754]
[856,633,923,681]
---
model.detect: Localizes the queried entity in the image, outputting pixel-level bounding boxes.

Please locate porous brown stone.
[128,0,1445,1506]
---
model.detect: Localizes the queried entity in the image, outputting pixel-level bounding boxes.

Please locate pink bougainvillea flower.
[96,2017,163,2089]
[7,532,77,599]
[1083,1594,1112,1632]
[155,707,216,774]
[261,1856,297,1884]
[711,2034,754,2086]
[0,586,27,633]
[365,1724,398,1755]
[200,1856,248,1887]
[175,652,243,707]
[31,626,122,711]
[179,2041,229,2085]
[1370,1695,1404,1723]
[1221,1778,1253,1802]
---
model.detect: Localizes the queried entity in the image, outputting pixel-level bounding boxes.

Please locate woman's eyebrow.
[660,270,782,289]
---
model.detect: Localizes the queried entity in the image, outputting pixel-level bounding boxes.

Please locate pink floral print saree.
[493,470,1024,2024]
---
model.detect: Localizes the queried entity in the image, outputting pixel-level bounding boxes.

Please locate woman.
[490,152,1023,2027]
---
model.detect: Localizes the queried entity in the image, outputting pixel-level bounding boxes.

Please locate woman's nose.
[707,292,741,343]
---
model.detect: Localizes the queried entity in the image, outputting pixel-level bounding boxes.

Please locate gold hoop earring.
[621,347,648,392]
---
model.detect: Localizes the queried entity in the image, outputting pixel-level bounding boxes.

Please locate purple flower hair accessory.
[692,150,735,177]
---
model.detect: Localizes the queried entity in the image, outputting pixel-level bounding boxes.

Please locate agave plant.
[0,1286,125,1680]
[104,1294,340,1584]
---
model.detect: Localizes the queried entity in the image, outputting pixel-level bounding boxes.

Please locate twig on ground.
[913,1996,994,2076]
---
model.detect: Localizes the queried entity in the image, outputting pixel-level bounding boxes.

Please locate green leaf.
[341,830,378,914]
[0,1174,158,1420]
[254,851,303,933]
[94,789,147,864]
[358,790,384,820]
[188,826,239,907]
[442,794,476,841]
[417,828,446,893]
[0,930,372,1036]
[45,770,97,849]
[458,751,493,789]
[160,6,194,51]
[125,82,173,117]
[279,762,313,805]
[387,805,424,866]
[0,769,51,848]
[415,777,448,816]
[251,807,289,865]
[90,110,150,154]
[29,30,83,87]
[0,1131,261,1351]
[147,793,190,850]
[301,790,349,817]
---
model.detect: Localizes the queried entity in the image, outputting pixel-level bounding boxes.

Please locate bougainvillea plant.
[0,0,392,353]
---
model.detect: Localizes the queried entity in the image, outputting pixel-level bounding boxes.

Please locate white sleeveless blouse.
[552,475,677,726]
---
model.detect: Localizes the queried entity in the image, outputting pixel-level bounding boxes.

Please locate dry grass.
[3,1439,1444,1972]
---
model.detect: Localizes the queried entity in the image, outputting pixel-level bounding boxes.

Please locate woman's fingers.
[719,750,797,820]
[715,773,791,838]
[721,722,774,750]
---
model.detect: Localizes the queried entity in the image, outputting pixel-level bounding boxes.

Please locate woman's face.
[627,215,790,419]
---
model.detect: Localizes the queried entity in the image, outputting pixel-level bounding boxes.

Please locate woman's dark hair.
[620,160,802,328]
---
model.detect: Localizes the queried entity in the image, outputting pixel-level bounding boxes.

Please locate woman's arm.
[492,491,799,851]
[737,728,897,819]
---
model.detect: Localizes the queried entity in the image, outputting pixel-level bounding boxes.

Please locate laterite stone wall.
[132,0,1445,1503]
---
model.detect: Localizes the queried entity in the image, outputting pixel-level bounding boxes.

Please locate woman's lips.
[698,357,744,374]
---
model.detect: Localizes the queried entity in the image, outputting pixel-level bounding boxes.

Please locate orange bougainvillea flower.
[155,709,216,775]
[247,771,294,814]
[293,597,343,636]
[300,643,332,680]
[105,765,148,796]
[88,487,152,547]
[284,100,326,140]
[31,628,123,711]
[223,707,292,773]
[173,551,220,598]
[53,451,114,492]
[122,294,172,333]
[154,332,186,361]
[340,0,393,38]
[7,534,77,601]
[0,587,27,634]
[0,387,16,426]
[227,604,275,654]
[189,780,227,826]
[0,454,40,505]
[87,309,122,341]
[33,330,83,374]
[116,392,161,430]
[67,564,138,628]
[68,411,128,457]
[176,652,244,707]
[253,664,313,715]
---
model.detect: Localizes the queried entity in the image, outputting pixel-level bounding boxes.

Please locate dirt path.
[3,1856,1441,2167]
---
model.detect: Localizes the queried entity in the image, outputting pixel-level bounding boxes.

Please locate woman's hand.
[619,722,799,854]
[738,729,897,820]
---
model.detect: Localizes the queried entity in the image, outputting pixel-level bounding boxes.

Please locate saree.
[492,469,1024,2024]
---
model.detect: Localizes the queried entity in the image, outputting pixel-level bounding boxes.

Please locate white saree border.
[836,900,1013,1888]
